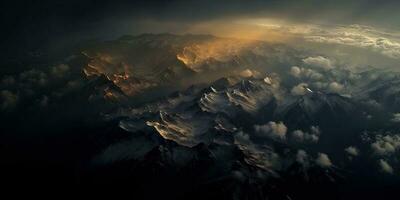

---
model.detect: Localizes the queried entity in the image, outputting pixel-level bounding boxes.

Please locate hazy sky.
[2,0,400,54]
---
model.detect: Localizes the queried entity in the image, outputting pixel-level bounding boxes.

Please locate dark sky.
[2,0,400,55]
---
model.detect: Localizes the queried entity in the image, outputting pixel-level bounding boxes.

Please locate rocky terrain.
[1,34,399,199]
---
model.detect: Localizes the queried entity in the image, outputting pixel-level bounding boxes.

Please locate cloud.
[51,64,70,77]
[345,146,359,156]
[305,134,319,143]
[251,21,400,59]
[254,121,287,140]
[291,129,319,143]
[328,82,344,93]
[305,27,400,59]
[379,159,394,174]
[311,81,328,90]
[289,66,324,80]
[311,81,345,94]
[291,130,305,141]
[66,79,84,89]
[290,66,302,77]
[291,83,310,96]
[19,69,47,86]
[391,113,400,123]
[371,141,395,155]
[296,149,308,164]
[315,153,332,168]
[310,126,321,135]
[302,56,334,70]
[371,134,400,156]
[0,90,18,110]
[238,69,254,78]
[234,131,252,145]
[297,24,400,59]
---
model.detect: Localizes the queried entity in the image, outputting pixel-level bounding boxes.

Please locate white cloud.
[289,66,324,80]
[304,25,400,59]
[391,113,400,123]
[315,153,332,168]
[371,142,395,155]
[291,83,310,96]
[310,126,321,135]
[328,82,344,93]
[254,121,287,140]
[304,133,319,143]
[379,159,394,174]
[290,66,301,77]
[303,56,334,70]
[312,81,328,90]
[371,134,400,156]
[234,131,252,145]
[291,130,305,141]
[345,146,359,156]
[291,129,319,143]
[238,69,254,78]
[252,21,400,59]
[306,32,400,59]
[296,149,308,164]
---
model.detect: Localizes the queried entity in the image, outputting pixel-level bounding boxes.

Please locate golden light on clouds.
[177,37,258,72]
[183,18,295,42]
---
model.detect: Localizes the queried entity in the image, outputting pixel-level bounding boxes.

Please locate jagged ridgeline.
[75,34,400,199]
[80,33,298,101]
[3,33,400,199]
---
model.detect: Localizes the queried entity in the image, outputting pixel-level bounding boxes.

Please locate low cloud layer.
[291,83,311,96]
[315,153,332,168]
[248,21,400,60]
[296,149,308,164]
[371,134,400,156]
[379,159,394,174]
[328,82,344,93]
[391,113,400,123]
[345,146,359,156]
[291,129,319,143]
[303,56,334,70]
[290,66,324,80]
[51,64,70,77]
[254,121,287,140]
[305,25,400,59]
